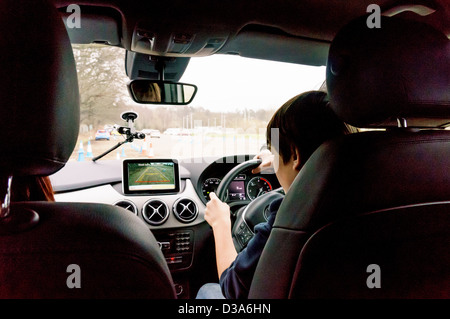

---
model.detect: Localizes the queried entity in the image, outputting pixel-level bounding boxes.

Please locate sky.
[180,55,326,112]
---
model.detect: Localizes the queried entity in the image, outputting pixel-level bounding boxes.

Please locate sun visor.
[219,25,330,66]
[59,6,121,45]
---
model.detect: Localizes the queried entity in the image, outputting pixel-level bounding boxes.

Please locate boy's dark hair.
[267,90,353,165]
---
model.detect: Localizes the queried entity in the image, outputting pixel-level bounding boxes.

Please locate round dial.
[246,176,273,200]
[202,177,221,200]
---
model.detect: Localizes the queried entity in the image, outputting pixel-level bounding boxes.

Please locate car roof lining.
[54,0,449,67]
[218,25,330,66]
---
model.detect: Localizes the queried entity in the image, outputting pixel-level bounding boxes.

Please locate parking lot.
[70,133,266,162]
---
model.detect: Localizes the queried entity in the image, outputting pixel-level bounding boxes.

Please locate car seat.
[249,15,450,299]
[0,0,175,299]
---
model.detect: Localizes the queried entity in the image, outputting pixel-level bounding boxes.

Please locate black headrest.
[326,16,450,128]
[0,0,79,176]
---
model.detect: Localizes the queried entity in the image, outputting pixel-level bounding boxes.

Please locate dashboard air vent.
[173,198,198,223]
[142,199,170,226]
[114,200,138,215]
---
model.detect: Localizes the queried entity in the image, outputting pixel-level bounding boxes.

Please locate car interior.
[0,0,448,301]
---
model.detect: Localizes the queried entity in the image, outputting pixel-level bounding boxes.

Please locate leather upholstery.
[327,16,450,128]
[292,203,450,299]
[249,16,450,299]
[250,130,450,298]
[0,0,79,176]
[275,130,450,232]
[0,0,176,299]
[0,203,175,298]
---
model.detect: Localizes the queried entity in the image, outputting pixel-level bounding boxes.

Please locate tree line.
[73,44,274,134]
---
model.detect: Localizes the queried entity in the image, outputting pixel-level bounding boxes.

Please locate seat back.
[0,202,176,299]
[293,203,450,299]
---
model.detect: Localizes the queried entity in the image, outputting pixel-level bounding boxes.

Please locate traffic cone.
[142,137,148,152]
[86,140,93,158]
[147,142,154,157]
[77,141,85,162]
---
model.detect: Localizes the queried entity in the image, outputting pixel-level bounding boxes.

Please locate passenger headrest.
[326,16,450,128]
[0,0,79,176]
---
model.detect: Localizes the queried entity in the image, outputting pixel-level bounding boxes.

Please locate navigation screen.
[123,159,180,194]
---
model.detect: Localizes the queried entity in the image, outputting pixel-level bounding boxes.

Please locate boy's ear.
[292,147,302,170]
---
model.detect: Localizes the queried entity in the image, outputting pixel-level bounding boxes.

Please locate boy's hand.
[252,149,274,174]
[205,192,238,279]
[205,192,231,230]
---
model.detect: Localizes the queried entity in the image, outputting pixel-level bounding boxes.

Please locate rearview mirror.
[128,80,197,105]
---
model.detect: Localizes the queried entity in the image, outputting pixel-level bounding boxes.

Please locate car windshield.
[71,44,326,162]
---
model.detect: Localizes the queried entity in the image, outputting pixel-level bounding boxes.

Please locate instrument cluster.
[201,173,278,203]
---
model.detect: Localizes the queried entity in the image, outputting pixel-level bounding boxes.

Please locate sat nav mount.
[92,111,146,162]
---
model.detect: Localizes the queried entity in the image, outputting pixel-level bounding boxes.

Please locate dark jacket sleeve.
[219,198,283,299]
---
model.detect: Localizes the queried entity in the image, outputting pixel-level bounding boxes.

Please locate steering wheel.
[215,159,284,252]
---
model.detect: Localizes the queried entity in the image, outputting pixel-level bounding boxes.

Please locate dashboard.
[197,159,280,205]
[52,155,280,224]
[202,175,273,201]
[50,155,280,298]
